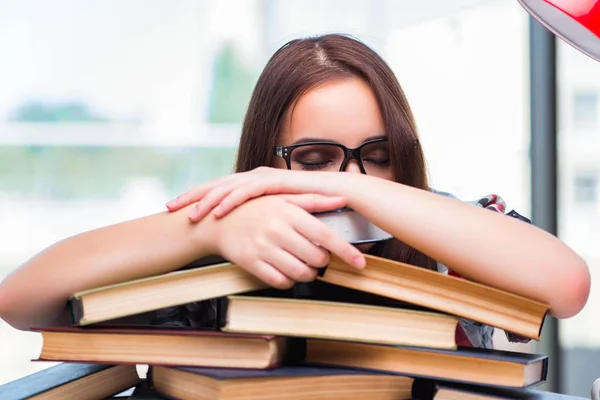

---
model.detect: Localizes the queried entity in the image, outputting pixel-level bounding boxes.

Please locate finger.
[166,186,213,212]
[187,169,280,220]
[261,248,319,283]
[249,260,296,289]
[213,193,347,220]
[292,211,366,269]
[277,229,331,269]
[280,194,347,214]
[165,175,232,211]
[188,182,238,222]
[212,177,306,218]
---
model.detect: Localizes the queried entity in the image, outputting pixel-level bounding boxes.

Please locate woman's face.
[273,77,393,181]
[273,77,393,252]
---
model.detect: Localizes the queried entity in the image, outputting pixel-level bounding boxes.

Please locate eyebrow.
[291,134,387,146]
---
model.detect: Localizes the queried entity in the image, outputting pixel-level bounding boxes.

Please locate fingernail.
[353,255,366,269]
[212,205,223,217]
[188,205,199,220]
[166,196,180,207]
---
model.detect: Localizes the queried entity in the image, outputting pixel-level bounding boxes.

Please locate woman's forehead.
[280,77,386,147]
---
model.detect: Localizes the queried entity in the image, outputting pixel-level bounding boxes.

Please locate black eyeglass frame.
[273,137,389,174]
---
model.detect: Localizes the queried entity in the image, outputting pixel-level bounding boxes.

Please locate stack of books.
[0,254,586,399]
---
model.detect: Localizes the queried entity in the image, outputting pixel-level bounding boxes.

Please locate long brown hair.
[235,34,436,270]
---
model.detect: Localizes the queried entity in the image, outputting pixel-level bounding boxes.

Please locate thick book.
[411,380,588,399]
[68,259,268,326]
[146,365,582,400]
[220,295,461,349]
[303,339,548,388]
[317,254,550,340]
[148,365,414,400]
[0,363,141,400]
[31,326,289,369]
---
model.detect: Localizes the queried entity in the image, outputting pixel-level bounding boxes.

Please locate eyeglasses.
[273,137,391,176]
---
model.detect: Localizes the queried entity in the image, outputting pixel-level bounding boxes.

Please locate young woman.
[0,34,590,349]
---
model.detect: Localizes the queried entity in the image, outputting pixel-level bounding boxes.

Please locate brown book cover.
[318,254,550,340]
[220,295,461,349]
[0,363,141,400]
[68,261,268,326]
[303,339,548,389]
[31,326,289,369]
[149,365,414,400]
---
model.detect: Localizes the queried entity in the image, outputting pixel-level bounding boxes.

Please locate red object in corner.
[548,0,600,36]
[518,0,600,61]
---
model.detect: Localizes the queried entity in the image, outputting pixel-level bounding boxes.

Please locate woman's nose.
[343,160,364,174]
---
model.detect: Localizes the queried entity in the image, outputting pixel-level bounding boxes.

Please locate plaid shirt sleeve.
[431,189,533,347]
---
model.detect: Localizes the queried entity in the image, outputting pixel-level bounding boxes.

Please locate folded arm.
[0,205,216,331]
[341,174,590,318]
[0,192,359,331]
[169,168,591,319]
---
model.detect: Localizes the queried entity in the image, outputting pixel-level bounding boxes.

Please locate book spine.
[146,366,155,391]
[411,378,437,400]
[540,358,549,386]
[284,338,308,365]
[68,298,84,326]
[216,297,229,329]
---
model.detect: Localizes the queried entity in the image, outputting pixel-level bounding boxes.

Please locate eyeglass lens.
[289,141,390,175]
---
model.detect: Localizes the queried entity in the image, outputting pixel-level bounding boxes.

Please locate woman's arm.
[169,168,590,319]
[341,174,590,319]
[0,205,217,331]
[0,192,359,331]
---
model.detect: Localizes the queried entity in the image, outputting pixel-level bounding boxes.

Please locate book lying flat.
[0,363,141,400]
[220,296,461,349]
[149,365,414,400]
[318,254,550,340]
[31,327,289,369]
[303,339,548,388]
[68,259,268,326]
[411,380,588,399]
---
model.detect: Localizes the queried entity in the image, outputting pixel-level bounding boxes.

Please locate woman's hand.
[166,167,349,222]
[206,194,366,289]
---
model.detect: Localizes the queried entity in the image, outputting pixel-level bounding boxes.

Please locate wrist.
[191,213,223,257]
[329,172,365,206]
